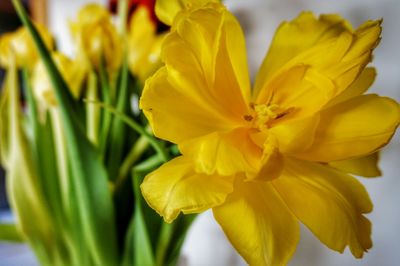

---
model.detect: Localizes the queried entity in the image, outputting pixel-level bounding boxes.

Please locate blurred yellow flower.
[70,3,122,72]
[0,24,54,69]
[140,3,400,265]
[128,6,166,82]
[32,52,84,109]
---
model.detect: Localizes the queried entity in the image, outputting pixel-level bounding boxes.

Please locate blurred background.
[0,0,399,265]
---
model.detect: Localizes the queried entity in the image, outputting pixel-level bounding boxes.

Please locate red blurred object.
[109,0,167,31]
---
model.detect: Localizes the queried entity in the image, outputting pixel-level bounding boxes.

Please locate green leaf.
[85,100,169,162]
[132,170,156,266]
[99,61,113,154]
[1,57,58,265]
[0,69,11,167]
[0,224,23,242]
[86,71,101,145]
[12,1,118,265]
[106,59,130,181]
[23,69,65,224]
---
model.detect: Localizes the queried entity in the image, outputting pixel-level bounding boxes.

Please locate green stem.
[156,223,175,266]
[117,0,129,35]
[98,61,112,154]
[116,136,149,185]
[50,109,70,214]
[85,71,100,145]
[84,100,169,162]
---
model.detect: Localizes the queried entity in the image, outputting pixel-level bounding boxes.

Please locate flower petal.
[141,68,236,143]
[254,12,351,96]
[213,180,299,266]
[140,156,234,223]
[141,4,251,143]
[256,64,337,120]
[269,114,320,154]
[164,4,251,118]
[128,6,165,81]
[328,67,376,106]
[273,158,372,258]
[179,128,262,177]
[254,12,381,119]
[329,152,381,177]
[155,0,219,25]
[296,94,400,161]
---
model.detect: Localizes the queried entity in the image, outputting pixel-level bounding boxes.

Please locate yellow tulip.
[128,6,166,82]
[140,3,399,265]
[32,52,84,109]
[70,4,122,72]
[73,3,111,27]
[0,24,54,69]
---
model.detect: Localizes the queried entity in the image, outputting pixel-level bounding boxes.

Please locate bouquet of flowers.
[0,0,399,265]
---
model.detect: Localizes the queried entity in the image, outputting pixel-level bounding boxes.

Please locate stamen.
[243,115,253,121]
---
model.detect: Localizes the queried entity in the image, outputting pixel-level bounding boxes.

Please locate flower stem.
[117,0,129,35]
[156,222,175,266]
[113,135,149,191]
[85,100,169,162]
[86,71,100,145]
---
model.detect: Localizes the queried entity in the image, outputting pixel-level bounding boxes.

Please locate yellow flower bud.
[32,52,84,110]
[76,3,111,26]
[0,24,54,69]
[128,6,165,81]
[71,4,122,72]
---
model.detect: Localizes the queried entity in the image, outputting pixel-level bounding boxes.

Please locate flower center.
[243,103,291,130]
[253,103,280,130]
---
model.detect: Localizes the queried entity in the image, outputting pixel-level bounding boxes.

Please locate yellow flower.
[128,6,166,82]
[70,4,122,72]
[32,52,84,109]
[140,4,400,266]
[0,24,54,69]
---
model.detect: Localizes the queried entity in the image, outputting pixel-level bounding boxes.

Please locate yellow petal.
[0,24,54,69]
[296,94,400,161]
[32,52,85,110]
[269,114,320,154]
[328,67,376,106]
[213,179,299,266]
[256,146,283,181]
[141,67,237,143]
[329,152,381,177]
[140,156,234,223]
[255,12,381,116]
[255,64,335,121]
[78,20,122,72]
[249,130,284,181]
[155,0,219,25]
[141,4,250,143]
[71,4,121,72]
[164,3,251,116]
[273,158,372,258]
[254,12,351,96]
[128,6,165,81]
[70,3,110,37]
[155,0,186,26]
[179,128,262,177]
